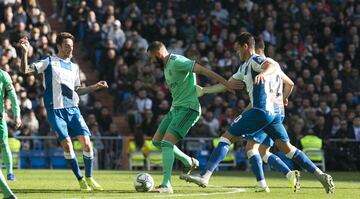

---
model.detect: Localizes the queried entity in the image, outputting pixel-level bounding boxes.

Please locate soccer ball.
[134,173,154,192]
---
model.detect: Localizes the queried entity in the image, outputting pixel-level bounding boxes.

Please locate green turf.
[5,170,360,199]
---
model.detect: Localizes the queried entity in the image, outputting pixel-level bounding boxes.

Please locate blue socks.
[264,153,291,176]
[247,150,265,182]
[287,149,317,173]
[201,137,231,176]
[65,151,83,180]
[83,151,94,177]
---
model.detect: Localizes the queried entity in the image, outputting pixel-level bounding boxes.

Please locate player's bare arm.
[193,63,235,93]
[18,37,37,74]
[75,81,109,96]
[197,77,244,96]
[254,61,277,84]
[280,70,294,106]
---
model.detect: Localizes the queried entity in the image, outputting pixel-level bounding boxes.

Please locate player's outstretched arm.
[193,63,235,93]
[75,81,109,96]
[4,73,21,129]
[18,37,36,74]
[193,63,235,92]
[197,77,244,97]
[254,61,277,84]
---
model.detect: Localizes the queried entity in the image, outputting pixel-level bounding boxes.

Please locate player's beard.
[156,56,165,68]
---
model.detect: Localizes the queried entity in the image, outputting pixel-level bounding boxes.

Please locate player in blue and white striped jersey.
[182,32,334,194]
[19,32,107,191]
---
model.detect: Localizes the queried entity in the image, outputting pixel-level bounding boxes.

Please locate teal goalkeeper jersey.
[0,70,20,118]
[164,54,200,112]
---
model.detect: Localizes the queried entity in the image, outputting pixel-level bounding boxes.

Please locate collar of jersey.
[58,56,71,63]
[164,53,172,68]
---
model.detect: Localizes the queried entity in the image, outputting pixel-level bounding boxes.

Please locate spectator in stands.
[22,110,39,133]
[210,2,229,26]
[190,116,212,137]
[203,111,219,137]
[349,116,360,140]
[97,107,112,132]
[333,120,351,139]
[106,19,125,52]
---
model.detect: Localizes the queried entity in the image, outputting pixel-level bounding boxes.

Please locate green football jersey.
[164,54,200,112]
[0,69,20,118]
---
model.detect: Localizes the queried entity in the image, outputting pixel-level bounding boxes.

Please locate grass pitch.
[7,170,360,199]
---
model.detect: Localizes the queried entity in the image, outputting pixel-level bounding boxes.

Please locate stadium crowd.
[0,0,359,170]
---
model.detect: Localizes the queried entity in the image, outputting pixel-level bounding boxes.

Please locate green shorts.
[0,117,8,141]
[157,106,200,140]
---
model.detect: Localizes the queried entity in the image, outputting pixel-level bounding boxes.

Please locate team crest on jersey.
[5,84,13,92]
[169,55,176,60]
[252,56,266,65]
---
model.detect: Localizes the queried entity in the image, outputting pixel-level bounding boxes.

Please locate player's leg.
[180,131,237,187]
[152,112,196,171]
[47,109,89,191]
[0,119,15,181]
[259,143,300,192]
[154,132,177,193]
[61,138,87,187]
[154,107,200,193]
[275,140,334,193]
[0,168,16,199]
[70,107,103,191]
[245,140,269,192]
[266,115,334,193]
[77,135,103,191]
[182,109,272,187]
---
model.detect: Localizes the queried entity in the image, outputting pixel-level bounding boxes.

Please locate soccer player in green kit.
[147,41,236,193]
[0,69,21,199]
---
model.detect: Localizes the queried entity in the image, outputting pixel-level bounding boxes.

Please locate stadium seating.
[301,135,326,171]
[128,141,146,170]
[144,140,162,170]
[29,150,48,169]
[49,149,67,169]
[8,137,21,169]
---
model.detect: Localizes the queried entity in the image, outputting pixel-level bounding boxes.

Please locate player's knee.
[62,141,72,152]
[83,150,94,159]
[245,141,259,152]
[262,152,272,164]
[222,131,235,142]
[64,150,75,159]
[152,139,161,149]
[83,142,92,152]
[275,140,295,154]
[246,149,260,159]
[259,146,270,157]
[285,147,298,159]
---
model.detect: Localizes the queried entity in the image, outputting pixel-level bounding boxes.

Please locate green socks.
[0,142,13,175]
[160,140,174,187]
[152,139,192,167]
[0,169,13,197]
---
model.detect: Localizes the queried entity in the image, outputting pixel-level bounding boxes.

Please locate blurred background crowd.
[0,0,359,170]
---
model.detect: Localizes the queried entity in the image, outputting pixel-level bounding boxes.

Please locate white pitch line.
[64,187,246,199]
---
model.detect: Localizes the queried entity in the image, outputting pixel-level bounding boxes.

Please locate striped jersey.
[232,54,284,114]
[32,56,81,110]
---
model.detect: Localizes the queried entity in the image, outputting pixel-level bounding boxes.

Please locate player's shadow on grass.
[12,189,136,194]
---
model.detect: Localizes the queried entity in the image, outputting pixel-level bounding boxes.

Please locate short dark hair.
[236,32,255,48]
[147,41,165,53]
[56,32,74,45]
[254,36,265,50]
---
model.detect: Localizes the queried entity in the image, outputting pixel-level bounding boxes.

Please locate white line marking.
[63,187,246,199]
